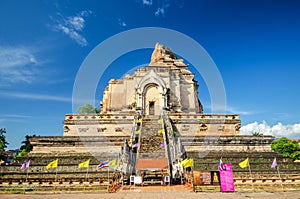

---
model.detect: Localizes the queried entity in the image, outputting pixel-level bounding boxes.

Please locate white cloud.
[203,103,255,115]
[56,24,87,46]
[118,18,127,27]
[0,91,71,102]
[240,121,300,138]
[2,114,31,118]
[66,16,85,31]
[0,46,39,84]
[226,105,255,115]
[138,0,171,16]
[0,47,37,68]
[52,10,92,46]
[142,0,153,6]
[155,7,165,16]
[0,114,32,124]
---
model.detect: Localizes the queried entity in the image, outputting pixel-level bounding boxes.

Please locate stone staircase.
[138,116,166,159]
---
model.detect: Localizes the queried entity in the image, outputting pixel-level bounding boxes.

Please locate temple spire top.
[150,43,177,65]
[149,43,189,69]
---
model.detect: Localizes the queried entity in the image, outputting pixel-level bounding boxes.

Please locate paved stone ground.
[1,185,300,199]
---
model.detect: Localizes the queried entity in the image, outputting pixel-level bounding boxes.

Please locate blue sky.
[1,0,300,149]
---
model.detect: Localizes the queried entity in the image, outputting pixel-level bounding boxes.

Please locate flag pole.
[277,165,283,192]
[55,167,58,182]
[86,166,89,182]
[247,158,254,191]
[26,166,29,182]
[276,165,281,179]
[108,159,110,183]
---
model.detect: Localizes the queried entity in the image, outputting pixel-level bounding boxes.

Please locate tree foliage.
[252,131,263,137]
[76,104,100,114]
[0,128,8,151]
[271,137,300,161]
[15,149,27,158]
[20,135,35,153]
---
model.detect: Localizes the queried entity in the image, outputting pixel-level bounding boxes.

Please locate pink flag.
[271,157,277,168]
[21,160,30,169]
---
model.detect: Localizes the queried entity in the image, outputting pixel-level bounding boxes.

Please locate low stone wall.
[180,136,274,152]
[29,136,130,154]
[63,114,135,136]
[169,114,241,136]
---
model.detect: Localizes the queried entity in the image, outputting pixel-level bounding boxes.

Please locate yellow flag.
[181,159,188,167]
[158,129,164,134]
[239,158,249,168]
[78,159,90,168]
[182,158,193,168]
[136,119,142,123]
[108,159,116,166]
[185,158,194,168]
[136,130,141,134]
[46,159,58,169]
[0,160,4,164]
[158,118,163,124]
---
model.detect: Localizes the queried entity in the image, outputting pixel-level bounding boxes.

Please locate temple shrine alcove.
[144,84,160,115]
[136,69,168,116]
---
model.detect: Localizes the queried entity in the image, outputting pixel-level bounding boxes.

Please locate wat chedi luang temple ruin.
[1,43,300,192]
[64,43,240,138]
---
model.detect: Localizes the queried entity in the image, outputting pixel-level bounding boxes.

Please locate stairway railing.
[121,114,141,175]
[134,116,143,172]
[162,112,177,163]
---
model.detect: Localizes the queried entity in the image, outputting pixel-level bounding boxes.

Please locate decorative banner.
[202,171,211,185]
[219,163,235,192]
[193,170,211,185]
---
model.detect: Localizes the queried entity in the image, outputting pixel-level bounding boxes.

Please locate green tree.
[271,137,300,160]
[0,128,8,152]
[76,104,100,114]
[291,151,300,161]
[15,149,27,158]
[20,135,35,153]
[252,131,263,137]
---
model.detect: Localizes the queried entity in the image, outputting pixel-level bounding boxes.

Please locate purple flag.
[160,143,165,148]
[271,158,277,168]
[133,143,139,148]
[21,160,30,169]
